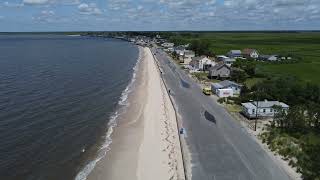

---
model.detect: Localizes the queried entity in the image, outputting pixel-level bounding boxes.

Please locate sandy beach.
[87,47,184,180]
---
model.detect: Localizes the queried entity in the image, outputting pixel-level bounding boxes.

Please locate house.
[217,55,229,61]
[161,42,174,48]
[241,100,289,119]
[190,56,216,71]
[180,50,195,64]
[211,80,242,97]
[174,45,186,56]
[223,58,236,67]
[227,50,242,58]
[217,55,236,66]
[259,55,278,61]
[208,63,231,79]
[242,49,259,59]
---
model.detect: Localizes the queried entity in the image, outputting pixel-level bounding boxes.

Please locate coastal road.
[151,47,291,180]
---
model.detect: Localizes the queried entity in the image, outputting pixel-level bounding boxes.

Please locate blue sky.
[0,0,319,32]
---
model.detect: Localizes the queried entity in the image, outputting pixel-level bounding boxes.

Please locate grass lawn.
[258,62,320,84]
[167,32,320,85]
[191,72,221,83]
[225,104,242,112]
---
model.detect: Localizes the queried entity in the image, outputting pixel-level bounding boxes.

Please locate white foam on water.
[75,46,143,180]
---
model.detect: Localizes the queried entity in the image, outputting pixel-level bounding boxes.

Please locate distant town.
[113,32,320,180]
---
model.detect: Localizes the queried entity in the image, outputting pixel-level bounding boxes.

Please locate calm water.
[0,35,139,180]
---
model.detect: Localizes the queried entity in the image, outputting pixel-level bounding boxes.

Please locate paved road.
[151,47,291,180]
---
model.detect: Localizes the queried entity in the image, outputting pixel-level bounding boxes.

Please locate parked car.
[203,87,212,95]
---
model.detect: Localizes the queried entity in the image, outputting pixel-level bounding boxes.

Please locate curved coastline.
[75,46,143,180]
[85,47,184,180]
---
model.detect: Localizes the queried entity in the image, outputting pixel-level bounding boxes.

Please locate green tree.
[273,105,287,128]
[231,68,248,83]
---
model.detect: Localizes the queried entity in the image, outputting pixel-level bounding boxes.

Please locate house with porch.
[208,63,231,79]
[180,50,195,65]
[190,56,216,71]
[242,49,259,59]
[217,55,236,67]
[241,100,289,119]
[211,80,242,97]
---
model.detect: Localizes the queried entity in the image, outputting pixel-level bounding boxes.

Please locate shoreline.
[75,46,143,180]
[85,47,184,180]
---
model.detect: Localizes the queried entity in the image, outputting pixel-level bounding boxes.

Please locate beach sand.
[87,47,184,180]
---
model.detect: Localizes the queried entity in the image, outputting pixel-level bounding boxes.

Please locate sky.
[0,0,319,32]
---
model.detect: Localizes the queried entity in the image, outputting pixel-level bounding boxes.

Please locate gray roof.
[229,50,242,55]
[224,58,236,62]
[242,101,289,109]
[209,63,230,71]
[212,80,242,89]
[174,46,185,51]
[260,55,278,58]
[242,102,256,109]
[184,50,195,56]
[253,100,289,108]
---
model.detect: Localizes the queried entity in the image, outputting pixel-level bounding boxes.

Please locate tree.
[273,105,287,128]
[232,59,256,77]
[231,68,248,83]
[189,39,214,56]
[286,106,306,132]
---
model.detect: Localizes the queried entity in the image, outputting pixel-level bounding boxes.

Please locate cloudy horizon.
[0,0,319,32]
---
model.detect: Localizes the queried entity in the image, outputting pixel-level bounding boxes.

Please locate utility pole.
[255,100,258,131]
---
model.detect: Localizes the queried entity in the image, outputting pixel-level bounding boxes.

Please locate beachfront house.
[211,80,242,97]
[223,58,236,67]
[181,50,195,65]
[259,55,278,61]
[217,55,236,67]
[217,55,229,61]
[227,50,242,58]
[208,63,231,79]
[190,56,216,71]
[174,45,186,56]
[241,100,289,119]
[161,42,174,48]
[242,49,259,59]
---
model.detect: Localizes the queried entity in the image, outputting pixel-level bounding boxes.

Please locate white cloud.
[23,0,80,6]
[78,3,102,15]
[23,0,49,5]
[2,1,24,7]
[32,9,55,22]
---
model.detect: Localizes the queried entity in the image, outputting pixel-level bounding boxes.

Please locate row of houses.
[226,48,292,62]
[205,80,290,118]
[159,42,291,120]
[159,41,292,120]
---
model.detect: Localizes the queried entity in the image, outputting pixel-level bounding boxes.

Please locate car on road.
[202,87,212,95]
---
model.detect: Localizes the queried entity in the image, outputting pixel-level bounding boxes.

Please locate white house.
[259,55,278,61]
[181,50,195,65]
[161,42,174,48]
[190,56,216,71]
[242,49,259,59]
[217,55,236,67]
[174,46,186,56]
[211,80,242,97]
[241,100,289,119]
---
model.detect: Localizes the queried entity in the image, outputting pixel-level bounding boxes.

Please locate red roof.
[242,48,257,55]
